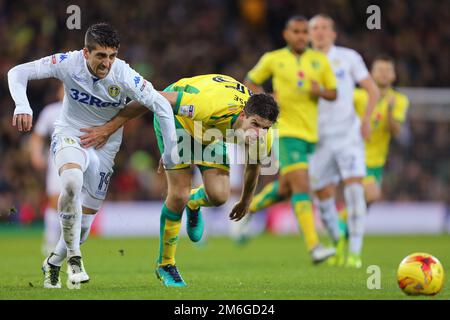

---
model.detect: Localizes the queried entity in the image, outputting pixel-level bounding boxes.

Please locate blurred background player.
[354,55,410,205]
[29,83,64,256]
[244,15,337,264]
[308,14,380,268]
[90,74,279,287]
[8,22,178,289]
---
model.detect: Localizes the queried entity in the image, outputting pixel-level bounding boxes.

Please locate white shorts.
[309,135,366,191]
[46,154,61,196]
[51,134,115,210]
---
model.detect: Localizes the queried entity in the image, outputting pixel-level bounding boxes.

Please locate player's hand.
[361,118,371,141]
[80,126,110,149]
[12,114,33,132]
[309,80,322,97]
[229,200,250,222]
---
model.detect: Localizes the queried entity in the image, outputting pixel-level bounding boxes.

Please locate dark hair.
[244,94,279,123]
[285,15,308,29]
[310,13,336,31]
[85,23,120,52]
[372,54,395,66]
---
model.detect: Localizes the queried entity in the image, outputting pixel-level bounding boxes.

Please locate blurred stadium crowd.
[0,0,449,222]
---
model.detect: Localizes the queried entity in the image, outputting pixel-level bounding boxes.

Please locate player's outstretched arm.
[229,163,261,221]
[8,53,68,132]
[80,100,149,149]
[8,62,39,132]
[358,76,380,140]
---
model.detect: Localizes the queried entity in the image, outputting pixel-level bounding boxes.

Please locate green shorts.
[154,115,230,173]
[364,166,383,185]
[278,137,315,175]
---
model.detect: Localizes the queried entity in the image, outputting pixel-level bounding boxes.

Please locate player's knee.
[60,168,83,200]
[167,190,190,211]
[316,185,335,200]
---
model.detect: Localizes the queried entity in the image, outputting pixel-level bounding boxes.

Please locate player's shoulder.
[392,89,410,105]
[334,46,361,58]
[262,47,290,60]
[305,48,330,64]
[50,50,82,65]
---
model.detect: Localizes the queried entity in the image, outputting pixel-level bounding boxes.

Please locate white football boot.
[310,244,336,265]
[42,255,61,289]
[66,256,89,288]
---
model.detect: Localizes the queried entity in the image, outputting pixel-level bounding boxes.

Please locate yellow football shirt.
[171,74,273,162]
[354,88,409,167]
[246,47,336,142]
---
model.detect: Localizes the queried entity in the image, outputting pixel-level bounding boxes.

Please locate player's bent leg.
[286,169,335,264]
[249,176,291,213]
[156,169,191,287]
[343,177,367,269]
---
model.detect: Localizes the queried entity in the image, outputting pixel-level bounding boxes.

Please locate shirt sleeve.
[392,94,410,123]
[320,57,337,90]
[122,64,179,169]
[174,91,214,121]
[246,53,273,85]
[350,51,370,83]
[8,52,71,116]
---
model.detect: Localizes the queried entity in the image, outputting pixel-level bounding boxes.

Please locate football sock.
[48,213,96,266]
[318,197,341,243]
[44,207,61,253]
[344,183,367,255]
[158,203,182,266]
[338,208,349,239]
[187,186,211,210]
[249,180,284,213]
[291,193,319,251]
[58,168,83,258]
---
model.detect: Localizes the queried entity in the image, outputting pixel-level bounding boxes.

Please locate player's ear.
[82,47,90,59]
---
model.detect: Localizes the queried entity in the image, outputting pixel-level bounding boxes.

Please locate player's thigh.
[363,167,383,203]
[201,167,230,206]
[284,168,309,193]
[51,135,88,174]
[309,143,340,193]
[336,139,366,182]
[82,149,114,202]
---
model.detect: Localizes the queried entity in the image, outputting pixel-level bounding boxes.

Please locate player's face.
[371,61,396,87]
[83,45,118,79]
[238,113,273,144]
[309,17,336,49]
[283,20,309,53]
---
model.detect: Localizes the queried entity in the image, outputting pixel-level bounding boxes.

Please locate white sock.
[318,197,341,243]
[58,168,83,258]
[344,183,367,255]
[48,213,96,266]
[80,213,96,244]
[44,207,61,253]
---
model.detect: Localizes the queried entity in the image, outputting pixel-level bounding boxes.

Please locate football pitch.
[1,228,449,300]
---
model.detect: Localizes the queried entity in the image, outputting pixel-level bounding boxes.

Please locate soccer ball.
[397,252,445,296]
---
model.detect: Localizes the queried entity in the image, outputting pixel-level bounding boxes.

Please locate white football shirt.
[318,46,369,139]
[8,50,178,167]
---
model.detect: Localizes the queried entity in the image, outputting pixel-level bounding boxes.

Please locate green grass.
[0,229,449,300]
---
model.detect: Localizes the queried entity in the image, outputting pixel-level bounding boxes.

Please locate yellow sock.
[249,180,283,213]
[291,193,319,251]
[158,203,182,266]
